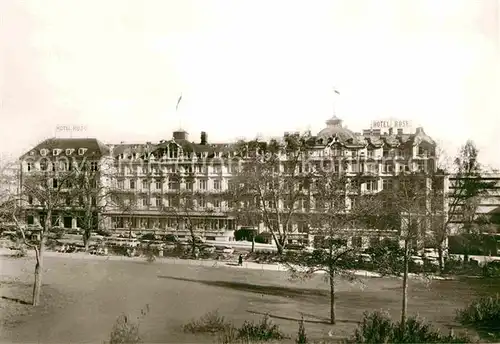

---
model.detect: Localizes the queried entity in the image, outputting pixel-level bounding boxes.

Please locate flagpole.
[176,93,183,130]
[332,87,340,117]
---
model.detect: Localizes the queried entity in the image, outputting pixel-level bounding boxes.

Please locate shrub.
[457,294,500,339]
[107,314,141,344]
[348,311,470,343]
[183,310,231,334]
[296,317,307,344]
[216,324,239,344]
[145,249,156,263]
[482,261,500,278]
[238,314,286,341]
[184,312,286,342]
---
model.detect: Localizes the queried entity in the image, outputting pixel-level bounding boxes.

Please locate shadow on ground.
[158,275,327,301]
[247,310,360,326]
[0,296,31,305]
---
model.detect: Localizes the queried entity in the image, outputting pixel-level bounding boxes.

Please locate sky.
[1,0,499,169]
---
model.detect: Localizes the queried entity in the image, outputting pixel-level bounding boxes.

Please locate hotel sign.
[370,119,412,129]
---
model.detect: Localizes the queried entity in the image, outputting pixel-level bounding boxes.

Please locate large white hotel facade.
[17,115,456,249]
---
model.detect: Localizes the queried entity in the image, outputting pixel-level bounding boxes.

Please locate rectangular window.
[118,180,124,189]
[383,179,393,190]
[142,198,148,207]
[366,179,378,191]
[199,179,207,190]
[90,162,98,171]
[367,149,374,158]
[214,165,222,174]
[213,199,221,208]
[53,179,58,188]
[198,198,206,208]
[168,181,179,190]
[142,179,148,189]
[130,180,135,189]
[155,181,161,190]
[27,215,34,225]
[65,196,71,206]
[27,162,33,171]
[417,161,425,172]
[63,217,72,228]
[214,180,221,190]
[155,198,162,207]
[384,162,393,173]
[28,195,33,205]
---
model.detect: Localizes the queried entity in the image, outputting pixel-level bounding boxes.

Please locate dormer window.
[78,148,87,156]
[40,149,48,156]
[53,149,62,156]
[66,149,75,155]
[29,151,35,156]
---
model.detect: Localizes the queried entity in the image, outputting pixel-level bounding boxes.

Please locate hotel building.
[18,116,445,247]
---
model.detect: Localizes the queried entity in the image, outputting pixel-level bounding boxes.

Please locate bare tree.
[160,171,203,258]
[64,160,114,251]
[451,140,496,263]
[109,187,140,239]
[229,133,313,254]
[282,165,382,324]
[371,171,438,326]
[2,162,75,305]
[428,140,494,270]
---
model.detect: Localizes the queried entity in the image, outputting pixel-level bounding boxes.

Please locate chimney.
[373,129,381,136]
[200,131,207,145]
[415,127,423,134]
[388,128,393,135]
[397,129,403,135]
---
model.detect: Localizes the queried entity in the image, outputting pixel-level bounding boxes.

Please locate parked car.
[215,245,234,254]
[200,244,216,253]
[163,234,179,243]
[423,248,439,259]
[187,236,205,244]
[148,241,166,250]
[423,256,439,266]
[411,255,424,265]
[140,233,156,241]
[359,253,372,263]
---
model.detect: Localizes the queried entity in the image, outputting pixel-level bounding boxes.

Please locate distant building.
[448,172,500,234]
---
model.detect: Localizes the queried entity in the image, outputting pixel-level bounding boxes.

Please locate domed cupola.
[325,115,343,128]
[316,115,356,143]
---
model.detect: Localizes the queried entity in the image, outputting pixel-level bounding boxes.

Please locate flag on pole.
[176,94,182,112]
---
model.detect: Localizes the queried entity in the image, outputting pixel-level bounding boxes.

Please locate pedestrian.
[238,254,243,266]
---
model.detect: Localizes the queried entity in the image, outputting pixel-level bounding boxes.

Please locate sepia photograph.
[0,1,499,343]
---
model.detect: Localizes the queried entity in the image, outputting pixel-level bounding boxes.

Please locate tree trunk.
[84,237,90,252]
[437,246,444,274]
[32,238,45,306]
[251,236,255,253]
[401,238,409,327]
[329,271,336,325]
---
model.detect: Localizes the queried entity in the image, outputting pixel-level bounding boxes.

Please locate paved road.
[1,248,454,280]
